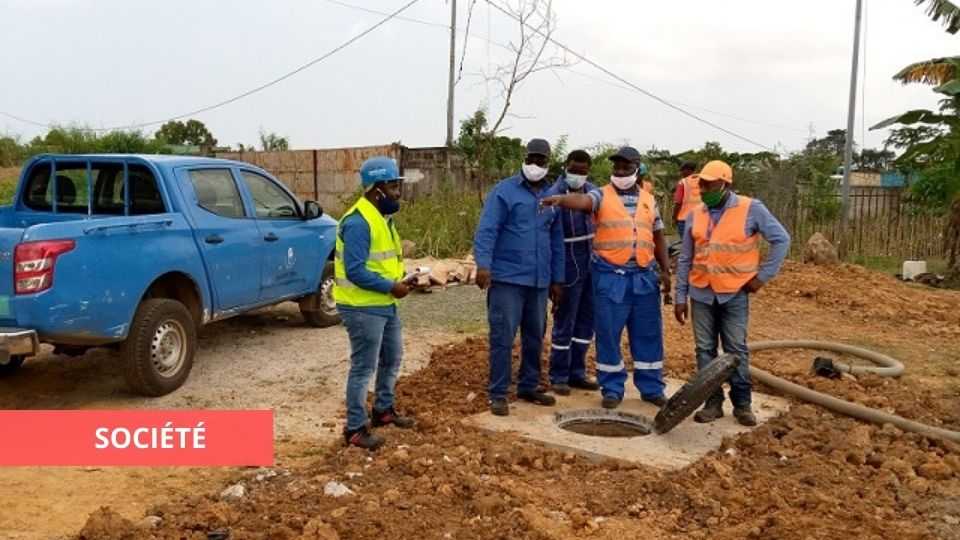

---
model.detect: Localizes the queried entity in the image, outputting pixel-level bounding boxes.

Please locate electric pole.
[446,0,457,147]
[840,0,864,258]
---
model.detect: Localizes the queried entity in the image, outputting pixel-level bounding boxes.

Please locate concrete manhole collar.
[554,409,653,438]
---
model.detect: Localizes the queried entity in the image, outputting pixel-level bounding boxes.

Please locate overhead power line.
[484,0,775,151]
[1,0,422,132]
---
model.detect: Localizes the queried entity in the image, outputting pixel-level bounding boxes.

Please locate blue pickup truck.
[0,154,340,395]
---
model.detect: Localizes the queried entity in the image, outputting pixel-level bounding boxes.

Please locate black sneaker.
[601,395,622,409]
[371,407,415,429]
[569,378,600,391]
[642,395,668,407]
[490,398,509,416]
[344,426,385,450]
[693,403,724,423]
[733,407,757,427]
[552,383,571,396]
[517,390,556,406]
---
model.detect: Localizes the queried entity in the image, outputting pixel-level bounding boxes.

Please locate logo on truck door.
[287,247,296,269]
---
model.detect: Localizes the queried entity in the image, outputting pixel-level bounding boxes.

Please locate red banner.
[0,410,273,466]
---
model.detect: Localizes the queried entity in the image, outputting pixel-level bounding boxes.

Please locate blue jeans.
[549,275,593,385]
[691,291,752,407]
[487,282,548,400]
[341,307,403,431]
[593,269,665,400]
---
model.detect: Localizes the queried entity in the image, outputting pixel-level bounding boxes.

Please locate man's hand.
[660,271,672,304]
[540,195,564,207]
[674,302,688,325]
[743,276,764,294]
[390,281,410,299]
[476,269,491,290]
[549,284,564,311]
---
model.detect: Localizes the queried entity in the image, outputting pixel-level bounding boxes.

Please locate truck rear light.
[14,240,75,295]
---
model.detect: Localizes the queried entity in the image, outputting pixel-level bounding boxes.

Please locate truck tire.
[0,355,24,376]
[122,298,196,397]
[300,262,341,328]
[653,353,739,434]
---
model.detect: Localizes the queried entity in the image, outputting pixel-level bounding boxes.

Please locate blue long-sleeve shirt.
[473,173,565,288]
[676,193,790,305]
[545,176,596,285]
[338,211,396,315]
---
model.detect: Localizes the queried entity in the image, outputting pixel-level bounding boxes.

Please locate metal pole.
[840,0,864,259]
[446,0,457,147]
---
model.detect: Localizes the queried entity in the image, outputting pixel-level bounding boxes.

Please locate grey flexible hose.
[746,340,960,443]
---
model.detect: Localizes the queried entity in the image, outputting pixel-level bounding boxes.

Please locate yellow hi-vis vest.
[333,197,404,307]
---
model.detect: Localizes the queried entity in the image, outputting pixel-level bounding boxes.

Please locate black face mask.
[375,186,400,215]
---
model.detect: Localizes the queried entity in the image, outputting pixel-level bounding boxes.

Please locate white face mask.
[565,173,587,190]
[610,173,637,190]
[522,163,548,182]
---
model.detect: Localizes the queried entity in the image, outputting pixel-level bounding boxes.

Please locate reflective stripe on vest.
[592,184,656,267]
[564,233,595,243]
[677,175,702,223]
[333,197,404,307]
[688,196,760,293]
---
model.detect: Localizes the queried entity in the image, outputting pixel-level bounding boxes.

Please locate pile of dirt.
[765,261,960,338]
[76,335,960,540]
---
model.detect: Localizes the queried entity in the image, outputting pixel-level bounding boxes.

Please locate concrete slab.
[464,378,790,470]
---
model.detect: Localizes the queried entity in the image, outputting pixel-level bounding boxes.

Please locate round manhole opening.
[554,409,652,438]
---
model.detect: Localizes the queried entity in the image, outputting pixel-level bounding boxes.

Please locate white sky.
[0,0,957,155]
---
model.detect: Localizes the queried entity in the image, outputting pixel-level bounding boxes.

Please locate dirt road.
[0,286,486,540]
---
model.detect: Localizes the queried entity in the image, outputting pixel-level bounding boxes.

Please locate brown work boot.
[371,407,415,429]
[344,426,385,450]
[694,402,724,423]
[733,406,757,427]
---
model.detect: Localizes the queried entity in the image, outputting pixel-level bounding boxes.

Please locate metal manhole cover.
[653,353,740,434]
[555,409,652,438]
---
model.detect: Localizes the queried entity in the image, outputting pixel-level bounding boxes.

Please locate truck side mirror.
[304,200,323,220]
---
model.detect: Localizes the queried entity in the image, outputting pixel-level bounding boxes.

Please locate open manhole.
[555,409,652,438]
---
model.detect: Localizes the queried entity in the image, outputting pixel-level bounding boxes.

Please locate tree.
[871,0,960,285]
[856,148,895,171]
[259,130,289,151]
[155,119,217,147]
[805,129,848,157]
[455,109,524,196]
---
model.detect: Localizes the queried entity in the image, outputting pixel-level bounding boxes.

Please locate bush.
[394,185,481,259]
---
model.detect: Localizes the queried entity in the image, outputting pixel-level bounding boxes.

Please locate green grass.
[394,186,482,259]
[848,255,948,276]
[0,177,16,205]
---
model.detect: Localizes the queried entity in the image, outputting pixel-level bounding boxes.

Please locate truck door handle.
[204,234,224,244]
[264,232,279,242]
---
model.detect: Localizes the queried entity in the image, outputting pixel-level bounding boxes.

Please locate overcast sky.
[1,0,957,156]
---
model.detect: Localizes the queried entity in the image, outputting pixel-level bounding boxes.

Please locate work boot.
[371,407,415,429]
[518,390,556,406]
[642,395,668,407]
[552,383,571,396]
[693,402,724,423]
[601,395,622,409]
[344,426,385,451]
[569,378,600,391]
[733,406,757,427]
[490,398,509,416]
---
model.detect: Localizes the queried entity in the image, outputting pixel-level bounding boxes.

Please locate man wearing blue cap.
[474,138,565,416]
[335,156,418,450]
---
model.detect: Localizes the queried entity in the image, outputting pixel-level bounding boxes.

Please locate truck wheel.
[0,355,24,376]
[122,299,196,397]
[300,262,341,328]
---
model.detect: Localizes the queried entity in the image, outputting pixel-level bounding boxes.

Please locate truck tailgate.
[0,227,26,323]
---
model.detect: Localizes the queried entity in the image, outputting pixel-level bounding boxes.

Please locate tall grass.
[394,186,482,259]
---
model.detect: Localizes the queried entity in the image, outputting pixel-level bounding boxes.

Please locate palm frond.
[915,0,960,34]
[893,57,960,85]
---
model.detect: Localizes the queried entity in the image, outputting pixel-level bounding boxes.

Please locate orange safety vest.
[593,184,657,267]
[641,179,654,194]
[689,195,760,293]
[676,175,702,223]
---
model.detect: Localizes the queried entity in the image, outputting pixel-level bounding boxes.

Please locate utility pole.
[840,0,863,259]
[446,0,457,147]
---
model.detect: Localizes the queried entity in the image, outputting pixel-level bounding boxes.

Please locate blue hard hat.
[360,156,403,189]
[637,162,649,176]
